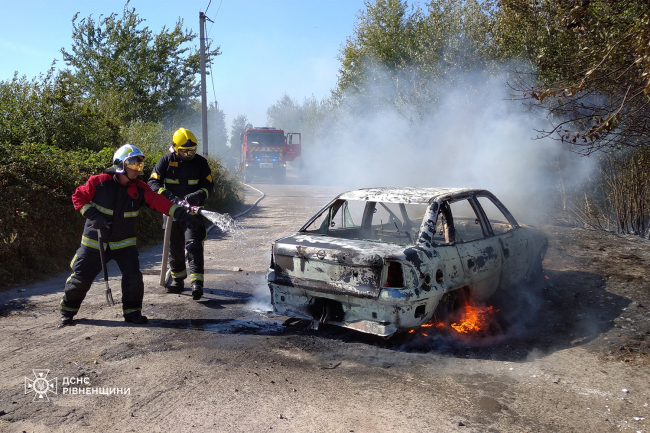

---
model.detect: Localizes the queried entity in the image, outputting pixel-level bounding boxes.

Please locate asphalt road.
[0,180,649,432]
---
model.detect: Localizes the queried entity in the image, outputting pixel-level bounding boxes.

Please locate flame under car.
[266,187,548,337]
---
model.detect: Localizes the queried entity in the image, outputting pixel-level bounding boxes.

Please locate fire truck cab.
[240,127,301,183]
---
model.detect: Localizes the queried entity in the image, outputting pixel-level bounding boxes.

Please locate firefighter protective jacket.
[148,152,214,205]
[73,174,181,250]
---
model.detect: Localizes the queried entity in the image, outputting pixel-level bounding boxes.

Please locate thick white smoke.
[304,66,596,225]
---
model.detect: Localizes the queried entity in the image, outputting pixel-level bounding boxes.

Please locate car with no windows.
[266,187,548,337]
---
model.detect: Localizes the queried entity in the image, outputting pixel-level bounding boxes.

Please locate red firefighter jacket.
[72,174,181,250]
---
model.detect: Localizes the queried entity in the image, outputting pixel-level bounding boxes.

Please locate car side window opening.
[447,199,485,243]
[432,202,452,244]
[329,200,365,230]
[302,199,428,246]
[302,200,368,235]
[303,201,340,234]
[476,196,514,235]
[368,202,428,245]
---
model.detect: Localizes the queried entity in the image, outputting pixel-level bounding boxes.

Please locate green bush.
[0,143,241,289]
[0,72,121,151]
[121,121,173,157]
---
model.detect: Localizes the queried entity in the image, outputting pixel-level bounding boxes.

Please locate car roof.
[337,187,490,204]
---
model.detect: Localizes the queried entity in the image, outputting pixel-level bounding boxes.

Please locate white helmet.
[113,144,145,174]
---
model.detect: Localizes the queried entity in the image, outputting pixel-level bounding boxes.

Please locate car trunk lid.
[272,234,403,299]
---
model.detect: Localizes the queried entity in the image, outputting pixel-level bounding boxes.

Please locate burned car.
[266,188,548,337]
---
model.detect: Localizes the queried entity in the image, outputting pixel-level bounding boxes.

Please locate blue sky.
[0,0,368,129]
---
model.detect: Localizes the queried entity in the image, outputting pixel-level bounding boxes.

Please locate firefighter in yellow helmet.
[148,128,214,300]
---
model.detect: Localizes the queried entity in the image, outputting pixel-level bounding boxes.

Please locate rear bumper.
[268,269,443,337]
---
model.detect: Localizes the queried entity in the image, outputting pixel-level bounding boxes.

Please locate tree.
[0,70,119,150]
[335,0,497,115]
[497,0,650,153]
[61,2,220,125]
[228,114,253,161]
[210,103,229,158]
[337,0,416,85]
[266,93,333,149]
[266,94,304,132]
[176,101,228,158]
[336,0,420,102]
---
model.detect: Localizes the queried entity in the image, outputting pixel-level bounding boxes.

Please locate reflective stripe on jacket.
[72,173,179,247]
[148,152,214,204]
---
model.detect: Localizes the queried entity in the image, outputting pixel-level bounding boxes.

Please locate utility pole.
[199,12,208,157]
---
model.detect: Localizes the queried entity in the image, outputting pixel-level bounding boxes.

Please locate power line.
[205,0,222,109]
[203,0,221,150]
[207,0,223,38]
[209,51,218,106]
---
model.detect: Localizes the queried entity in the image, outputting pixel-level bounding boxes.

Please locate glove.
[89,215,111,230]
[176,209,202,230]
[162,190,181,205]
[184,190,205,206]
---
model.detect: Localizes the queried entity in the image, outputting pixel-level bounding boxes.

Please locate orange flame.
[410,300,499,337]
[450,302,497,334]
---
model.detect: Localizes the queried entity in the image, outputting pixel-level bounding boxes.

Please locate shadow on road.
[57,268,629,363]
[73,317,283,335]
[274,269,629,362]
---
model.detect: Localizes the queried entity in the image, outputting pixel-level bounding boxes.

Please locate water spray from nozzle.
[199,209,240,234]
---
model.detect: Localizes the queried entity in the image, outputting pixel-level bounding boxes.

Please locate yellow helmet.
[172,127,198,149]
[172,128,198,161]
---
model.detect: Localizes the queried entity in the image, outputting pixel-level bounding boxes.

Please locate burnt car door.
[427,203,470,291]
[445,197,503,300]
[474,194,529,288]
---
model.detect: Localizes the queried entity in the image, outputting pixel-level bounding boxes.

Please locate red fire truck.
[240,127,301,183]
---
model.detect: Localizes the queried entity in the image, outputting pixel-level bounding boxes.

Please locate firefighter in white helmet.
[60,144,200,325]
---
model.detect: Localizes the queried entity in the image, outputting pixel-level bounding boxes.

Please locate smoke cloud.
[303,66,596,225]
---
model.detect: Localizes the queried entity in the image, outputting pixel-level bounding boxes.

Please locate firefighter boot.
[166,278,184,294]
[124,312,149,324]
[191,282,203,301]
[59,313,75,327]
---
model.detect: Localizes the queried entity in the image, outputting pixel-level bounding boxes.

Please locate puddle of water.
[204,269,238,275]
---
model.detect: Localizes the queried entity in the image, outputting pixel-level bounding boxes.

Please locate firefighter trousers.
[167,216,207,286]
[60,244,144,317]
